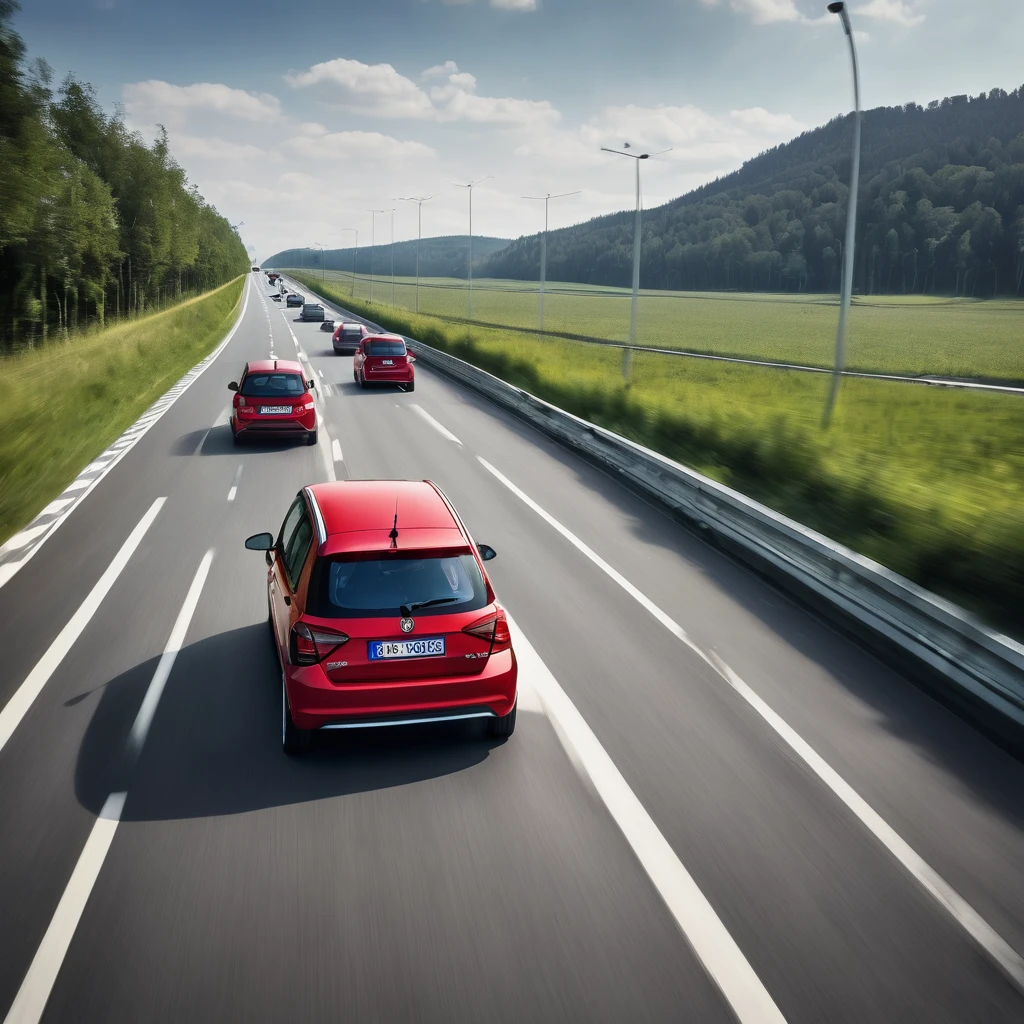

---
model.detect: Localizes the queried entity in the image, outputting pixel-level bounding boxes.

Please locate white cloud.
[171,135,266,161]
[857,0,925,27]
[422,60,460,78]
[698,0,806,24]
[491,0,538,9]
[284,130,436,162]
[297,121,328,136]
[122,80,281,123]
[284,58,435,119]
[287,57,560,129]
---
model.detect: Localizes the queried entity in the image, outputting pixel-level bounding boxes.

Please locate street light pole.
[453,177,492,318]
[601,146,655,384]
[397,194,439,314]
[823,0,862,427]
[522,190,580,333]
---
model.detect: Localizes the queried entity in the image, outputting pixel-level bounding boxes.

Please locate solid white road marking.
[3,792,127,1024]
[0,499,166,755]
[410,405,462,446]
[478,458,706,660]
[483,457,1024,997]
[126,550,213,758]
[506,613,785,1023]
[213,406,231,428]
[332,438,343,463]
[710,655,1024,992]
[192,429,210,456]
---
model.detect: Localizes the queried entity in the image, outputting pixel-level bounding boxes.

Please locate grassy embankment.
[0,276,245,545]
[292,270,1024,634]
[310,268,1024,382]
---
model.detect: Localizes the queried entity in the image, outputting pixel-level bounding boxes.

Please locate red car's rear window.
[241,373,305,397]
[366,340,406,357]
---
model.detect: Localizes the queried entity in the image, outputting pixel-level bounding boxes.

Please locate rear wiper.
[400,597,459,616]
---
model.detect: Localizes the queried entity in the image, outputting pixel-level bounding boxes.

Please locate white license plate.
[260,405,292,414]
[381,359,394,365]
[368,637,445,660]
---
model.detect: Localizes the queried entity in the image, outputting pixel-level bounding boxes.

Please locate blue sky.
[15,0,1024,259]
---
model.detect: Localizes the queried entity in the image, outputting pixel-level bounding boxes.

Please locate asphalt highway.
[2,274,1024,1023]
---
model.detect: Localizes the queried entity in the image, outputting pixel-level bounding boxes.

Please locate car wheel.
[487,701,517,739]
[404,380,415,393]
[281,678,310,755]
[306,428,318,447]
[232,425,242,445]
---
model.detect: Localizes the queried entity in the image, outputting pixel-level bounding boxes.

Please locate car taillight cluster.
[302,398,315,410]
[462,608,511,653]
[291,623,350,665]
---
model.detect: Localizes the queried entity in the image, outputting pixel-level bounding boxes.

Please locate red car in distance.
[353,334,415,392]
[332,321,368,355]
[245,479,518,753]
[229,359,317,446]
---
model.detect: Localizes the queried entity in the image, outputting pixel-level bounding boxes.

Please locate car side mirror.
[228,381,239,392]
[245,532,274,551]
[477,544,497,561]
[307,379,316,389]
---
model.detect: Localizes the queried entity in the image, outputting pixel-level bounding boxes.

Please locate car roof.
[307,480,468,556]
[245,358,303,374]
[363,334,406,344]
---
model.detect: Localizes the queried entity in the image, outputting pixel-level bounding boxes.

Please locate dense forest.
[0,1,247,349]
[482,87,1024,296]
[265,236,511,281]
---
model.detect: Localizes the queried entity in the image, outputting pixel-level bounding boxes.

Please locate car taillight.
[462,608,511,653]
[290,623,350,665]
[302,398,315,410]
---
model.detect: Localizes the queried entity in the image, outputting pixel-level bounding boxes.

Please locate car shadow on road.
[171,425,312,457]
[75,622,499,823]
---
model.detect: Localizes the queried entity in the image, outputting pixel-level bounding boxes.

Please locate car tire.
[306,428,318,447]
[487,701,517,739]
[406,380,415,393]
[232,425,242,445]
[282,678,310,755]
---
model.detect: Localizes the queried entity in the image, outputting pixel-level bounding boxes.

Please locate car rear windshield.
[366,340,406,357]
[241,373,305,397]
[307,553,487,618]
[340,326,364,337]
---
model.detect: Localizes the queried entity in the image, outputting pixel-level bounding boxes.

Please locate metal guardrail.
[291,276,1024,734]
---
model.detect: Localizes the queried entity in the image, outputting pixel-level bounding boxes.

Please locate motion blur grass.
[295,271,1024,633]
[307,268,1024,382]
[0,276,245,545]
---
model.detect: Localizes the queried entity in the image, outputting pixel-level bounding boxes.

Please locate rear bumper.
[233,413,316,437]
[363,370,414,384]
[333,343,358,354]
[285,649,518,730]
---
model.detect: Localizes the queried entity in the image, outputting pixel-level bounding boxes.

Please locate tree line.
[0,0,247,349]
[482,86,1024,297]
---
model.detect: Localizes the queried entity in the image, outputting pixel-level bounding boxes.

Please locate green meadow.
[0,277,245,545]
[292,271,1024,633]
[305,268,1024,382]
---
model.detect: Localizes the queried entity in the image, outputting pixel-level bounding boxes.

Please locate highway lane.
[1,273,1023,1021]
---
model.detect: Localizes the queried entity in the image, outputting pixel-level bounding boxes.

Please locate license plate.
[368,637,445,660]
[260,405,292,414]
[381,359,394,365]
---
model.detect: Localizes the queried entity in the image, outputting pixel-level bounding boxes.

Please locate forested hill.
[481,86,1024,296]
[265,236,511,280]
[0,1,247,348]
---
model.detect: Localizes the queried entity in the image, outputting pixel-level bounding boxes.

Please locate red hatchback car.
[245,480,518,753]
[332,321,368,355]
[353,334,415,392]
[229,359,317,446]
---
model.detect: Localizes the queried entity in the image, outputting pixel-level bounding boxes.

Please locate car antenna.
[389,498,399,548]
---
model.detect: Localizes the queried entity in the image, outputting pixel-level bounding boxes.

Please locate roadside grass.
[0,276,245,545]
[294,272,1024,634]
[303,268,1024,382]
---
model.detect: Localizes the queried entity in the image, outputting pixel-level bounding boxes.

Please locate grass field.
[0,276,245,546]
[292,271,1024,634]
[296,268,1024,382]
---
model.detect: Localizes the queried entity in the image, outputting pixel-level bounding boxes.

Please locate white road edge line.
[711,654,1024,992]
[505,612,786,1024]
[410,405,462,446]
[482,456,1024,997]
[0,498,166,755]
[3,792,127,1024]
[332,438,343,463]
[127,550,213,758]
